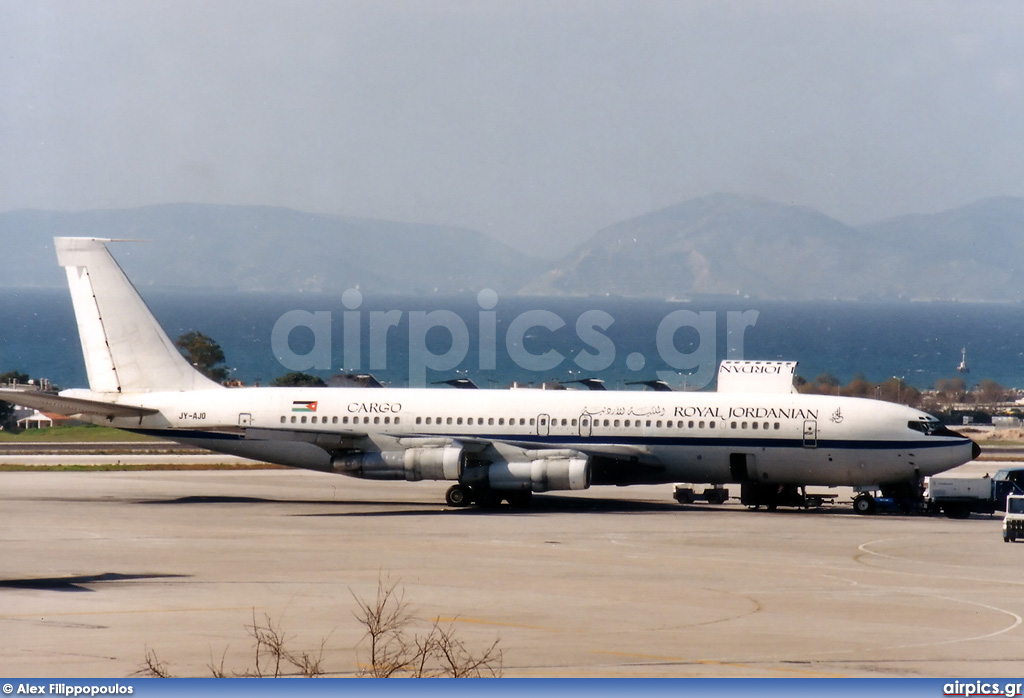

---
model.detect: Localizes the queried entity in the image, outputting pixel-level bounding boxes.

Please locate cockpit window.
[907,420,959,437]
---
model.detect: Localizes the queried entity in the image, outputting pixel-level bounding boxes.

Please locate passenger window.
[447,417,453,425]
[774,422,780,430]
[498,418,504,426]
[752,422,758,430]
[291,416,297,423]
[280,416,286,424]
[731,421,737,429]
[394,417,400,425]
[687,420,694,428]
[698,421,705,428]
[709,421,715,428]
[614,419,620,427]
[333,416,338,424]
[301,416,307,424]
[416,417,422,425]
[624,420,630,427]
[457,417,463,425]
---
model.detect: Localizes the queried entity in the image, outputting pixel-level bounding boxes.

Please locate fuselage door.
[578,414,593,437]
[537,413,551,437]
[802,419,817,448]
[239,413,252,427]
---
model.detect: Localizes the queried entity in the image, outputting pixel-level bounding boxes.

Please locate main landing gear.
[853,492,876,515]
[445,484,533,509]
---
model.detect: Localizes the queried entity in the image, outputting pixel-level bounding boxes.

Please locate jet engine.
[332,443,465,481]
[487,454,591,492]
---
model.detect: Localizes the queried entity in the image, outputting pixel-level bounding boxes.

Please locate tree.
[175,332,229,382]
[814,373,840,389]
[272,372,326,387]
[352,577,502,678]
[877,377,921,406]
[935,377,968,403]
[973,379,1008,405]
[844,378,873,398]
[136,577,502,678]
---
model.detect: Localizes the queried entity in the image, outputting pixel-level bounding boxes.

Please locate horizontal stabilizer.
[717,361,798,394]
[0,389,158,419]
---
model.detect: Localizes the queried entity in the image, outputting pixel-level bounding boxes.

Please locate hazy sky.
[3,1,1023,255]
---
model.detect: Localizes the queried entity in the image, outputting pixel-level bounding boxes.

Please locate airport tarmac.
[2,467,1023,678]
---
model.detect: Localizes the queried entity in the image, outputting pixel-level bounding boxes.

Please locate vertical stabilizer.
[55,237,223,393]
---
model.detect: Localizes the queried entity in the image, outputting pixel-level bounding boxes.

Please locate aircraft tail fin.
[717,361,799,394]
[55,237,223,394]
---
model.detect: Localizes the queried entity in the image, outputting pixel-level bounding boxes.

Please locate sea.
[3,288,1024,392]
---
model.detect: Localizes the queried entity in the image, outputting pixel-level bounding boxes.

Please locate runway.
[1,467,1022,678]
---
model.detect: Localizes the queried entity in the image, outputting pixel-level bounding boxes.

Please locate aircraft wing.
[462,436,658,462]
[0,389,159,420]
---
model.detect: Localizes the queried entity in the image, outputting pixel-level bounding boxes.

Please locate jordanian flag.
[292,400,318,412]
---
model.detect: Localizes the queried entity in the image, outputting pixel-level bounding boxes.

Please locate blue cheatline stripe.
[128,427,970,453]
[454,432,970,451]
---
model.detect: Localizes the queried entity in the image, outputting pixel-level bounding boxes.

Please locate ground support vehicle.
[1003,494,1024,542]
[673,484,730,505]
[672,483,837,509]
[853,468,1024,517]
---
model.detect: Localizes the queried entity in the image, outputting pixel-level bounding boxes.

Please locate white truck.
[926,468,1024,519]
[1003,494,1024,542]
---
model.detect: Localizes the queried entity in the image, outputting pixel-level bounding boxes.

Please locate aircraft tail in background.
[54,237,223,394]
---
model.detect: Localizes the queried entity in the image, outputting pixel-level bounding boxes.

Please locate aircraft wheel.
[1005,535,1011,543]
[704,488,728,505]
[445,485,473,508]
[853,493,876,515]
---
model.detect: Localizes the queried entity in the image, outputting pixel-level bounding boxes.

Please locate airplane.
[0,237,980,512]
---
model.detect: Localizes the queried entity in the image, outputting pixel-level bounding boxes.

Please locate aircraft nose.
[972,439,982,460]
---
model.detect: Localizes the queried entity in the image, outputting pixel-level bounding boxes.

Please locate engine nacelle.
[488,456,591,492]
[332,444,464,481]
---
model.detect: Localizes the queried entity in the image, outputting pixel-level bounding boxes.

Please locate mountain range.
[2,194,1022,301]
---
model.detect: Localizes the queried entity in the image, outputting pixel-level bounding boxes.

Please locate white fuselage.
[65,385,976,488]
